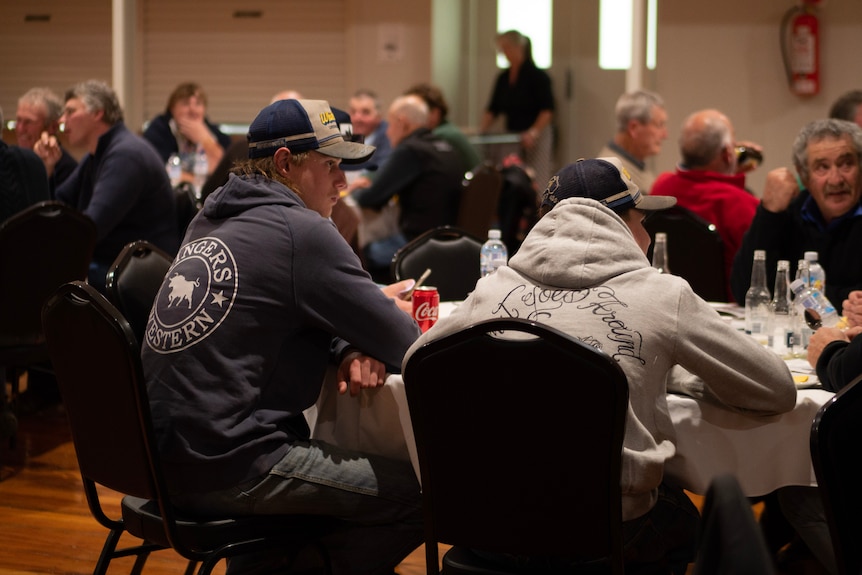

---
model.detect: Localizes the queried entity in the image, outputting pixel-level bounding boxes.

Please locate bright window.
[496,0,553,69]
[599,0,657,70]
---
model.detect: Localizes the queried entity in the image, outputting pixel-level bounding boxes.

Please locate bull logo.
[145,236,238,354]
[167,273,199,308]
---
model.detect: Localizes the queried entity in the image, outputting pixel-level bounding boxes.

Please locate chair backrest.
[456,162,503,240]
[105,240,174,346]
[391,226,483,301]
[402,317,628,574]
[692,474,775,575]
[810,372,862,575]
[645,205,727,302]
[41,281,186,547]
[0,201,96,347]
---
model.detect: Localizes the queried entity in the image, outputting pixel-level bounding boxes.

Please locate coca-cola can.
[412,286,439,333]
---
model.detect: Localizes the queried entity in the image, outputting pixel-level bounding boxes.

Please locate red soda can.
[412,286,439,333]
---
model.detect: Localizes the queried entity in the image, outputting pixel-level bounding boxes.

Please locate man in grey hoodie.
[403,157,797,574]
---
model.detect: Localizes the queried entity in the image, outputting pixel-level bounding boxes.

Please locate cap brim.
[636,194,677,211]
[317,140,376,165]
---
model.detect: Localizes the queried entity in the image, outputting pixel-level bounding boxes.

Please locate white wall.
[1,0,860,201]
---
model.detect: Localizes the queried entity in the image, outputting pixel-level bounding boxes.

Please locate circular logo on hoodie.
[145,236,237,353]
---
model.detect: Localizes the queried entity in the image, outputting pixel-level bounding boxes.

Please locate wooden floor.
[0,399,438,575]
[0,396,827,575]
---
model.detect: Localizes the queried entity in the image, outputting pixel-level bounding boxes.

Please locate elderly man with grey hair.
[34,79,178,292]
[15,87,78,193]
[731,118,862,306]
[350,93,464,281]
[598,89,669,194]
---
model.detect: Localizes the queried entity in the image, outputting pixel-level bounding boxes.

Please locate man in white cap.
[141,99,423,574]
[403,157,796,574]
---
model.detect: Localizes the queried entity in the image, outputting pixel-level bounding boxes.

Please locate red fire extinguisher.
[781,1,822,96]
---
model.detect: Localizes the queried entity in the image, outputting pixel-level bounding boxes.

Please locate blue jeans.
[364,233,407,271]
[172,439,423,575]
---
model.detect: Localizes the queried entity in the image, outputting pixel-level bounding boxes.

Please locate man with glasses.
[598,89,669,194]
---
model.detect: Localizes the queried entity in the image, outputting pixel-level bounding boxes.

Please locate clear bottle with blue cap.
[480,229,508,277]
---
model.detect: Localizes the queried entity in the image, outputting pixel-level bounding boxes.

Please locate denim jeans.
[172,439,423,575]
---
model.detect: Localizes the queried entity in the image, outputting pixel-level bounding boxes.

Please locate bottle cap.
[804,251,819,262]
[754,250,766,260]
[655,232,667,242]
[488,229,501,239]
[790,278,806,293]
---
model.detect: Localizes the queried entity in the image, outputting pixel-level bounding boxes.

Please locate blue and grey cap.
[540,157,676,214]
[247,99,374,163]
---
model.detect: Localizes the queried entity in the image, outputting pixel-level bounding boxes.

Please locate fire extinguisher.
[780,1,822,96]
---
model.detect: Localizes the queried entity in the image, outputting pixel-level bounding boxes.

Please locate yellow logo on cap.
[319,111,336,125]
[620,165,632,181]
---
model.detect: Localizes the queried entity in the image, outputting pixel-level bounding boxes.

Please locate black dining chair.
[41,280,335,575]
[645,205,727,302]
[402,317,629,575]
[456,162,503,241]
[809,372,862,575]
[391,226,483,302]
[0,201,96,447]
[105,239,174,348]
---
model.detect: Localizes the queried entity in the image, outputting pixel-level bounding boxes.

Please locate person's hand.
[734,140,764,174]
[521,129,539,150]
[807,326,852,367]
[174,115,214,147]
[347,176,372,194]
[842,290,862,327]
[33,131,62,176]
[336,350,388,396]
[380,279,415,315]
[761,167,800,213]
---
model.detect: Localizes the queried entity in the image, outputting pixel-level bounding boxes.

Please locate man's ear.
[273,147,291,175]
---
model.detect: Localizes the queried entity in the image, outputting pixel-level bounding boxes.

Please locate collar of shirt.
[606,141,645,171]
[801,194,862,231]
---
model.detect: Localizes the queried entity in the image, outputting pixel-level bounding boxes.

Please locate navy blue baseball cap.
[247,99,374,163]
[540,157,676,214]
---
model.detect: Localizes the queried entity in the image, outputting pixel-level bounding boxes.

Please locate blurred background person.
[651,109,761,302]
[0,104,50,222]
[350,94,463,281]
[599,89,669,194]
[405,82,481,173]
[143,81,232,182]
[15,87,78,195]
[35,80,179,292]
[828,89,862,129]
[344,88,392,179]
[479,29,554,189]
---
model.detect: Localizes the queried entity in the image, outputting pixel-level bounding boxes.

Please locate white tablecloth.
[307,301,832,496]
[664,388,833,496]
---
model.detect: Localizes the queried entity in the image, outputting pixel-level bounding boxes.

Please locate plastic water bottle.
[192,145,208,200]
[804,251,825,293]
[166,153,182,187]
[480,229,508,277]
[652,232,670,274]
[744,250,772,345]
[790,278,846,329]
[793,259,812,356]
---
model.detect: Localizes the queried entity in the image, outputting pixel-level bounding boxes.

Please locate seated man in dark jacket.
[350,94,464,278]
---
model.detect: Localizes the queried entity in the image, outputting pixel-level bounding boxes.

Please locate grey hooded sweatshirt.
[403,197,796,521]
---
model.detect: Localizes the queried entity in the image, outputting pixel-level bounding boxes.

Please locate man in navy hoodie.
[141,99,423,575]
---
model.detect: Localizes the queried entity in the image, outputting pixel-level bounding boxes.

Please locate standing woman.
[480,30,555,189]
